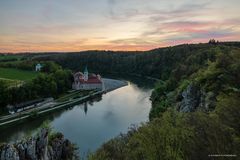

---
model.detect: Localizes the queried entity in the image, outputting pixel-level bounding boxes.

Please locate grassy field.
[0,68,38,81]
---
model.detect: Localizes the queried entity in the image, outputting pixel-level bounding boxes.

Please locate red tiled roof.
[73,72,102,84]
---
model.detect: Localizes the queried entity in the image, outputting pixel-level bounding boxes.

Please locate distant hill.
[33,41,240,79]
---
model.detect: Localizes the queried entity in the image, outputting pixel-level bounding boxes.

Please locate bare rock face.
[177,83,216,112]
[178,83,201,112]
[25,138,37,159]
[15,143,25,159]
[36,129,49,160]
[0,128,76,160]
[0,144,20,160]
[49,133,65,160]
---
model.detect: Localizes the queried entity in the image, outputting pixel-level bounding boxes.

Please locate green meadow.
[0,68,38,81]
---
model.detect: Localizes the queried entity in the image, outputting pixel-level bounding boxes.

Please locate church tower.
[84,66,88,81]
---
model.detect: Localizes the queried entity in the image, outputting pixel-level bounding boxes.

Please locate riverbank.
[0,78,127,128]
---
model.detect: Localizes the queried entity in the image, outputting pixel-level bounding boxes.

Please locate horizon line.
[1,40,239,54]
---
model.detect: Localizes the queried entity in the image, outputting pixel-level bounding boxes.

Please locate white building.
[35,63,42,71]
[72,66,103,90]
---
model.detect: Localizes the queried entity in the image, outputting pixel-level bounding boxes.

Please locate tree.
[0,81,8,111]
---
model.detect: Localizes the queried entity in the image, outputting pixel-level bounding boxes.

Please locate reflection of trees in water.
[88,95,103,106]
[84,95,103,114]
[84,102,88,115]
[90,95,103,103]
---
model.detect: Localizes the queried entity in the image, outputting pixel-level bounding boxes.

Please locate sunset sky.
[0,0,240,53]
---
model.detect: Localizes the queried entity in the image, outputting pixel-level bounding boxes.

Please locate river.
[0,78,154,158]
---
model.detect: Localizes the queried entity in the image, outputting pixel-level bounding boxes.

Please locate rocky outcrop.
[0,129,78,160]
[0,144,20,160]
[177,83,216,112]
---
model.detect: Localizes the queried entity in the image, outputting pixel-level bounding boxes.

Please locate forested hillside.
[86,43,240,159]
[34,42,239,79]
[18,42,240,159]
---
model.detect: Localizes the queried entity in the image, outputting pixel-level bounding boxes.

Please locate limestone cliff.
[0,129,78,160]
[177,83,216,112]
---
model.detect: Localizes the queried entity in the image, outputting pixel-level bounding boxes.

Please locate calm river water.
[0,78,154,157]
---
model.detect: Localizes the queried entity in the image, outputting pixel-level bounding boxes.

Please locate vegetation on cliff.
[88,96,240,159]
[85,42,240,160]
[150,43,240,119]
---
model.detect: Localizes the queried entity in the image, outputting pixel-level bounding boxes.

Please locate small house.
[35,63,42,71]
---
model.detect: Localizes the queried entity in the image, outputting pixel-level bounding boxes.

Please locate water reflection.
[0,80,153,158]
[84,102,88,115]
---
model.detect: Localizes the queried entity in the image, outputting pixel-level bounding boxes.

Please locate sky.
[0,0,240,53]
